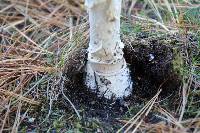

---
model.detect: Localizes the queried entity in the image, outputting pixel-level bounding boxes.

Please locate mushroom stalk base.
[85,0,133,99]
[85,60,132,99]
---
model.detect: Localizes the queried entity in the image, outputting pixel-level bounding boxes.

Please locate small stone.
[149,54,155,61]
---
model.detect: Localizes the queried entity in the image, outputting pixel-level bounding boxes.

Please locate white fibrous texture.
[85,0,133,99]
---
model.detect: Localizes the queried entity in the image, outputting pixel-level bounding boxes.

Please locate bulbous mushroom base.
[85,62,133,99]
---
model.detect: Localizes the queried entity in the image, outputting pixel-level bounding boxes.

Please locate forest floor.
[0,0,200,132]
[9,28,199,132]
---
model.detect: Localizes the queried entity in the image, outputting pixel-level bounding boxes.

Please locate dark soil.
[59,32,198,131]
[124,32,180,98]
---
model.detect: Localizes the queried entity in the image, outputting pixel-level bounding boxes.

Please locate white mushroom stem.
[85,0,132,99]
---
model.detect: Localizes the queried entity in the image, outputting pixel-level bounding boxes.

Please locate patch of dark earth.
[27,32,198,132]
[60,32,199,131]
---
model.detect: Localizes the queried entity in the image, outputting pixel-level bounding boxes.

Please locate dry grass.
[0,0,199,132]
[0,0,87,131]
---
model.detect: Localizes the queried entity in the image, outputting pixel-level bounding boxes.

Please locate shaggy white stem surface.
[85,0,132,99]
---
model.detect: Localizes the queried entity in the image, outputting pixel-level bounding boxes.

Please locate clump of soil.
[124,32,179,98]
[62,32,198,127]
